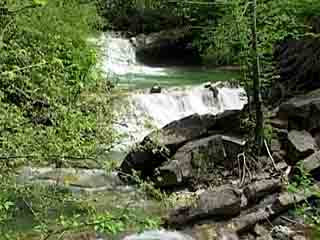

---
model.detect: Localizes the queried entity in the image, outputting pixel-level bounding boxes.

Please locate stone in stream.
[119,110,242,180]
[286,130,317,165]
[150,84,162,93]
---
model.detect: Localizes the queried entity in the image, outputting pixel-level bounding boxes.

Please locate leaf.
[33,0,48,6]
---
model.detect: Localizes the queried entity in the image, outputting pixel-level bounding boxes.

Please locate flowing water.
[97,33,247,154]
[10,33,246,240]
[96,33,247,240]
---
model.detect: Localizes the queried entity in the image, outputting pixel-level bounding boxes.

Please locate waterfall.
[98,33,167,76]
[96,33,247,153]
[115,84,247,151]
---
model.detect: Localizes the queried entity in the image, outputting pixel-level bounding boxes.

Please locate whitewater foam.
[114,84,247,151]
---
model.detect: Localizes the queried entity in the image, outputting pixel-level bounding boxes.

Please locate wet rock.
[120,110,242,179]
[166,187,241,226]
[150,85,161,94]
[286,130,317,165]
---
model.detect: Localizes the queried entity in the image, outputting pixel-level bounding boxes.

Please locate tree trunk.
[251,0,264,150]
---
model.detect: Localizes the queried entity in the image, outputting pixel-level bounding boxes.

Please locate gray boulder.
[286,130,317,165]
[155,135,226,187]
[155,134,246,187]
[278,89,320,131]
[119,110,241,179]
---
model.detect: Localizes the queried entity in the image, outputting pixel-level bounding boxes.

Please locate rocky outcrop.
[132,28,201,66]
[119,110,242,180]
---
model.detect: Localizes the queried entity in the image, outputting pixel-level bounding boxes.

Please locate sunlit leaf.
[33,0,48,6]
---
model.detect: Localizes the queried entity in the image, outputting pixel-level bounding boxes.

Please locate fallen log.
[164,187,241,227]
[243,178,283,204]
[226,183,320,234]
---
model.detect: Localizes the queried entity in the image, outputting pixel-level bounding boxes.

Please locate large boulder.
[277,89,320,131]
[132,28,201,66]
[286,130,317,165]
[155,135,226,187]
[155,134,246,187]
[119,110,242,179]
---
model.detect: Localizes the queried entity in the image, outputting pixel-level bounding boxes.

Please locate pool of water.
[112,67,239,90]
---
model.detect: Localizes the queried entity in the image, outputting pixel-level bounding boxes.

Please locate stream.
[9,33,246,240]
[98,33,247,157]
[97,33,246,240]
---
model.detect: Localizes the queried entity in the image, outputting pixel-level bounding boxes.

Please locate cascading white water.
[98,33,167,76]
[115,85,247,151]
[97,33,247,152]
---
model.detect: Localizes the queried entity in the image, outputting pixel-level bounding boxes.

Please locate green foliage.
[0,0,114,163]
[0,0,121,237]
[288,163,320,237]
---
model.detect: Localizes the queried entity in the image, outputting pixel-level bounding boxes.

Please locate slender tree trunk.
[251,0,264,150]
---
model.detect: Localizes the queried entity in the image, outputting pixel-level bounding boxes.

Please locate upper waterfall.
[98,33,167,76]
